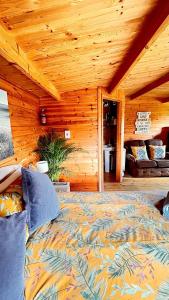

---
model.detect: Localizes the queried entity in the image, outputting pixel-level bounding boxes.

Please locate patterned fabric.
[149,145,166,159]
[131,146,149,160]
[0,192,24,217]
[25,192,169,300]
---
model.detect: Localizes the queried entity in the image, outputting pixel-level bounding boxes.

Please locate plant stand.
[53,182,70,192]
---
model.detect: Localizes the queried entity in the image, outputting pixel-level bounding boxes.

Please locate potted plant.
[36,130,81,191]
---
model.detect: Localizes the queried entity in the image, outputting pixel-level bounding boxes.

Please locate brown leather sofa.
[125,139,169,177]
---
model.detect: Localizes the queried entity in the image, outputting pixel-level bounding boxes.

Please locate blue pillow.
[0,211,27,300]
[163,193,169,219]
[22,168,60,232]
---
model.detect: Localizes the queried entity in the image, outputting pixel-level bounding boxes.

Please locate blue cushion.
[22,168,60,232]
[163,195,169,219]
[0,211,27,300]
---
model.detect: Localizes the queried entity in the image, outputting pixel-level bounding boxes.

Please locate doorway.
[103,99,117,183]
[97,88,125,192]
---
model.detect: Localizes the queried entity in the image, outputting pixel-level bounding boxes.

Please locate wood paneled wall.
[125,96,169,143]
[0,77,44,167]
[40,89,98,191]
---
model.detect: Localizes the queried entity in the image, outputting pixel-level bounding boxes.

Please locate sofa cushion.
[131,146,149,160]
[155,159,169,168]
[136,159,157,169]
[149,145,166,159]
[125,140,145,154]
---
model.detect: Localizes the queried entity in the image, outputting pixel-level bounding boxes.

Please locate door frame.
[98,87,125,192]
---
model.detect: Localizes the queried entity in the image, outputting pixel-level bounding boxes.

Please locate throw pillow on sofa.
[149,145,166,159]
[131,146,149,160]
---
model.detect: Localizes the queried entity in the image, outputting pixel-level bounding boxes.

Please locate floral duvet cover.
[25,192,169,300]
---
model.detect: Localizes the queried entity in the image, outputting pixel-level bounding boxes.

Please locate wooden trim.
[107,1,169,93]
[116,91,125,182]
[97,87,103,192]
[129,72,169,99]
[0,25,60,100]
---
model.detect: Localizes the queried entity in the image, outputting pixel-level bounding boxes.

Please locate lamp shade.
[36,161,49,173]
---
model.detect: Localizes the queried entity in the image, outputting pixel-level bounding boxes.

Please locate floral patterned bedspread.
[25,191,169,300]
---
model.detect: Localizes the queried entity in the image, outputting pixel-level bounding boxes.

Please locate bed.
[25,191,169,300]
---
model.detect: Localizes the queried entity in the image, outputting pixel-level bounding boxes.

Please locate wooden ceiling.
[0,0,168,99]
[142,82,169,101]
[120,23,169,98]
[0,55,49,98]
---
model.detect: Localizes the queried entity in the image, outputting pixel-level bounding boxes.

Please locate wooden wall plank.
[0,77,45,168]
[40,88,98,191]
[124,96,169,143]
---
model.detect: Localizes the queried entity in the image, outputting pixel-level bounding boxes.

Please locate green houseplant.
[36,131,80,182]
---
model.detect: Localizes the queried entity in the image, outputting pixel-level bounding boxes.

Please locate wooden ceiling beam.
[0,24,60,100]
[129,72,169,99]
[107,1,169,93]
[157,96,169,103]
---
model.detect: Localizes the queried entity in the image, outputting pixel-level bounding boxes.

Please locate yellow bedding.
[25,192,169,300]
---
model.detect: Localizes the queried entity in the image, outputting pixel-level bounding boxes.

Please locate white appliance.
[104,145,115,172]
[104,146,126,175]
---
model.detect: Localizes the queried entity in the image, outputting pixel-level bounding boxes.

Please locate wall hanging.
[135,112,151,134]
[0,89,14,160]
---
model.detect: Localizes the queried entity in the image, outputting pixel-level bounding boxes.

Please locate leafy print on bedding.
[107,226,137,242]
[139,243,169,264]
[28,230,58,244]
[41,250,107,300]
[25,192,169,300]
[108,244,143,278]
[85,218,114,243]
[41,249,73,273]
[118,204,136,217]
[156,280,169,300]
[34,285,58,300]
[76,255,107,300]
[111,283,154,298]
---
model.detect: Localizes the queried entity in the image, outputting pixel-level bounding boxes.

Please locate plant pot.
[53,181,70,192]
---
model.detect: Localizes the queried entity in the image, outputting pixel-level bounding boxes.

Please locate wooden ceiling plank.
[107,1,169,93]
[0,24,60,100]
[129,72,169,99]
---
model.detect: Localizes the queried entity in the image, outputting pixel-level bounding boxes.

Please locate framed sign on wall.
[0,89,14,160]
[135,112,151,134]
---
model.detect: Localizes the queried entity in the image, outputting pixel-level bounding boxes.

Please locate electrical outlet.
[65,130,71,139]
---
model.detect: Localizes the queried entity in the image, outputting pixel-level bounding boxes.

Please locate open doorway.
[103,99,117,183]
[97,88,125,191]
